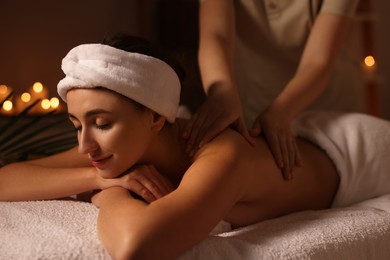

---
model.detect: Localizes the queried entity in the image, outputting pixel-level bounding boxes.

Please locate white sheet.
[180,195,390,260]
[1,196,390,260]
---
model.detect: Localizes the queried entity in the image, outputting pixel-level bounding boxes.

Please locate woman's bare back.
[219,132,340,227]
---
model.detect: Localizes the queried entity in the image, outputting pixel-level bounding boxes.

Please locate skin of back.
[197,128,340,228]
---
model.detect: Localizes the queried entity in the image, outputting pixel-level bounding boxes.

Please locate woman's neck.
[143,118,192,186]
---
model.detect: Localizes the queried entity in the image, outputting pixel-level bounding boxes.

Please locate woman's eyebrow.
[68,109,112,120]
[84,109,112,118]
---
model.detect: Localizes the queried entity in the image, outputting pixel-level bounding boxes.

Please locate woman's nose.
[78,130,98,154]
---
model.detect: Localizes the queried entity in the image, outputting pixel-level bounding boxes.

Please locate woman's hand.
[182,88,254,156]
[119,165,174,203]
[250,108,302,180]
[99,165,174,203]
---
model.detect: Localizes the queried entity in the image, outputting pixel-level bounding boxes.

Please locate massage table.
[1,195,390,259]
[2,111,390,259]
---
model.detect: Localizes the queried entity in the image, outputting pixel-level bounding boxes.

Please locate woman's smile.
[90,155,113,168]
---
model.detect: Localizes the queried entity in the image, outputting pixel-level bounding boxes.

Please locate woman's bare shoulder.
[203,128,251,153]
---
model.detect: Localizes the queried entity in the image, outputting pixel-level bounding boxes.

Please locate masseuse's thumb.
[233,118,256,146]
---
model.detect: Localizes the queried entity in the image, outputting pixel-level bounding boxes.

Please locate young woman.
[0,34,389,260]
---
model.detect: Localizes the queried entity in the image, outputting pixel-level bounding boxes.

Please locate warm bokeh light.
[21,92,31,103]
[3,100,13,111]
[41,99,51,110]
[0,85,8,95]
[364,55,375,67]
[50,97,60,108]
[33,82,44,93]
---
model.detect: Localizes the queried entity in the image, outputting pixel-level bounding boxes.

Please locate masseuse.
[1,34,389,260]
[184,0,364,180]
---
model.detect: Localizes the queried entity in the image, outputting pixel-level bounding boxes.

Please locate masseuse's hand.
[115,165,174,203]
[250,108,302,180]
[183,87,255,156]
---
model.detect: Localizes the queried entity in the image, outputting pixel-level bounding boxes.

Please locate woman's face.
[67,88,153,178]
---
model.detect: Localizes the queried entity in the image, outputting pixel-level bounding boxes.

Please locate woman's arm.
[251,13,354,178]
[0,147,102,201]
[93,139,244,259]
[0,147,174,202]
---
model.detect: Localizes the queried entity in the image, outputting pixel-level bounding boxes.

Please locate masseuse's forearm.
[273,13,352,121]
[0,163,100,201]
[198,0,236,94]
[270,64,329,121]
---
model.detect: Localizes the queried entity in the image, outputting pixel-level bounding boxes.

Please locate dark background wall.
[372,0,390,119]
[0,0,388,118]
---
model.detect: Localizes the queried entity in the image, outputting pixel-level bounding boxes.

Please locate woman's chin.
[97,169,120,179]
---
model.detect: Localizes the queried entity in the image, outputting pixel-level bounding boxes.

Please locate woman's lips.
[91,155,113,168]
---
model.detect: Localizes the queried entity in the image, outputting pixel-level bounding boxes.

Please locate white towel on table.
[1,197,390,259]
[180,199,390,260]
[0,200,111,260]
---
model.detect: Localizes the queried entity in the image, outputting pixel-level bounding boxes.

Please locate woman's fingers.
[119,165,174,202]
[126,178,157,203]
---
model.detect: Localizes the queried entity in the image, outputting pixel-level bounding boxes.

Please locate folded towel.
[57,44,180,123]
[292,111,390,208]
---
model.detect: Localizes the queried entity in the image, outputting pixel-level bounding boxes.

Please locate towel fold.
[292,111,390,208]
[57,44,180,123]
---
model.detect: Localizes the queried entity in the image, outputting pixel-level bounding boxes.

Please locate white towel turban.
[57,44,180,123]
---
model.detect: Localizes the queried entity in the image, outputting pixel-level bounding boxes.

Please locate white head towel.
[57,44,180,123]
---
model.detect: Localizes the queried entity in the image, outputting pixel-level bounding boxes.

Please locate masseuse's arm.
[183,0,253,156]
[0,147,102,201]
[93,136,244,259]
[251,13,353,177]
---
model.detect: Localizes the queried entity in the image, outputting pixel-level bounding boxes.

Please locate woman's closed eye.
[71,123,82,132]
[95,122,111,130]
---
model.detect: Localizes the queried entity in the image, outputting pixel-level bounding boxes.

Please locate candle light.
[41,98,51,110]
[50,97,60,109]
[0,84,13,100]
[15,92,33,113]
[30,81,48,100]
[1,82,64,115]
[364,55,375,68]
[21,92,31,102]
[0,84,15,115]
[3,100,13,111]
[0,85,9,96]
[1,100,15,115]
[362,55,377,82]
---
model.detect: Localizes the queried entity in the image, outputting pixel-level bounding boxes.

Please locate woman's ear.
[150,111,166,132]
